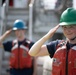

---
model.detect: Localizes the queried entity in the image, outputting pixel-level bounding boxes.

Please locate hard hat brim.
[59,22,76,26]
[12,27,27,30]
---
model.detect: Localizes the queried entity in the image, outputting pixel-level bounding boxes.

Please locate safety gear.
[10,40,33,69]
[13,20,27,30]
[52,41,76,75]
[59,8,76,26]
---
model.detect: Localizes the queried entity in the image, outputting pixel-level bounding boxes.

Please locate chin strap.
[70,36,76,41]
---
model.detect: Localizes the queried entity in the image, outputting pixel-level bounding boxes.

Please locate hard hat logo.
[59,8,76,26]
[13,19,27,30]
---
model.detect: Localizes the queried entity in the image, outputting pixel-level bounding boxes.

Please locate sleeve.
[46,40,61,58]
[29,41,34,49]
[3,41,12,52]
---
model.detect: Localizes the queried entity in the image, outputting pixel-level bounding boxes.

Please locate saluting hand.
[5,29,12,36]
[0,29,12,42]
[45,24,60,40]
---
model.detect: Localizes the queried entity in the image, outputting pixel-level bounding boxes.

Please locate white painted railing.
[28,0,35,40]
[0,1,9,74]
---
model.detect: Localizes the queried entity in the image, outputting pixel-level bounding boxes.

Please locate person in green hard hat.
[0,19,37,75]
[29,7,76,75]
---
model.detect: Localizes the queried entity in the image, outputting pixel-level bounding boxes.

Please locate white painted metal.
[28,0,35,40]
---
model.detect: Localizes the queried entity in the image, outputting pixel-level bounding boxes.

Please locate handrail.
[0,1,9,74]
[0,0,9,35]
[0,4,6,75]
[5,0,9,14]
[28,0,35,40]
[0,3,6,35]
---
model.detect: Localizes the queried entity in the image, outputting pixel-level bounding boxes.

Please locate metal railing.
[0,0,9,74]
[28,0,35,40]
[0,0,9,35]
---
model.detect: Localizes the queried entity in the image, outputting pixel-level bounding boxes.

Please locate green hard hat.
[59,8,76,26]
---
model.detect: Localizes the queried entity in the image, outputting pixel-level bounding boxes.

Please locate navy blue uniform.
[46,40,76,58]
[3,39,34,75]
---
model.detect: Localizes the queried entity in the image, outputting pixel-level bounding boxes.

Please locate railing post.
[0,0,9,74]
[5,0,9,13]
[0,0,3,75]
[28,0,35,40]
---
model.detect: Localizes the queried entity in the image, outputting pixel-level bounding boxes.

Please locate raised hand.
[0,29,12,42]
[44,24,60,40]
[5,29,12,36]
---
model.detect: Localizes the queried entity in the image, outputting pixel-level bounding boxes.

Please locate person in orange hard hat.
[29,7,76,75]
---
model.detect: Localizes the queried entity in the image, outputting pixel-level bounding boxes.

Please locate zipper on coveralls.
[66,49,69,75]
[18,45,20,68]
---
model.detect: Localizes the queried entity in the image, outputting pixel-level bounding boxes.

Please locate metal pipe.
[0,0,9,74]
[28,0,35,40]
[0,0,3,74]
